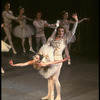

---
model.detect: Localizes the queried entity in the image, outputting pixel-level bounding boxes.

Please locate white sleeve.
[71,22,78,35]
[65,22,78,44]
[33,21,43,28]
[2,11,18,20]
[46,37,53,45]
[44,20,56,28]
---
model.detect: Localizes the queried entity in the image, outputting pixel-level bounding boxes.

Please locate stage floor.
[1,49,99,100]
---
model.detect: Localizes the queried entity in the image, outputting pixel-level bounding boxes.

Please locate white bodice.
[2,10,18,26]
[33,20,47,35]
[33,20,55,37]
[48,37,66,60]
[60,20,70,32]
[18,15,27,26]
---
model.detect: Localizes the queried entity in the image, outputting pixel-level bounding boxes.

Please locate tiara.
[39,52,49,59]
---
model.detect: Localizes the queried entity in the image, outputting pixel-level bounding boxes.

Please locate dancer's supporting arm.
[39,56,70,67]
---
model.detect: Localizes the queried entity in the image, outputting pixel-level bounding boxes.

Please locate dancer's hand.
[64,56,70,61]
[1,24,4,27]
[44,21,49,27]
[84,18,90,21]
[18,16,23,20]
[72,13,78,22]
[9,60,14,66]
[56,20,60,27]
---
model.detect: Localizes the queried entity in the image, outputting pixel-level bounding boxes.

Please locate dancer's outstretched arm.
[25,16,34,21]
[69,18,89,24]
[39,56,70,67]
[9,60,34,67]
[9,56,70,68]
[66,13,78,44]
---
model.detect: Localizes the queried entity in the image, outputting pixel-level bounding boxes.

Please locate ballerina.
[39,13,78,100]
[9,12,78,100]
[13,6,35,53]
[59,11,89,65]
[60,11,89,47]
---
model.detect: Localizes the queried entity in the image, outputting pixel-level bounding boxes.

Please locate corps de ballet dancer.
[60,11,89,49]
[59,11,89,64]
[13,6,35,53]
[33,11,56,51]
[2,2,21,54]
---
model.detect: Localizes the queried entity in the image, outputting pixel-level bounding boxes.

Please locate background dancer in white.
[2,2,21,54]
[33,11,56,51]
[13,6,35,53]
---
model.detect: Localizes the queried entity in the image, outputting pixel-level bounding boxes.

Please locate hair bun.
[61,11,68,16]
[18,6,24,10]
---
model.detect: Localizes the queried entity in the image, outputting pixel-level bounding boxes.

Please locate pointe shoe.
[41,96,50,100]
[23,48,26,53]
[13,50,17,54]
[42,96,54,100]
[50,91,54,100]
[42,91,54,100]
[29,48,35,53]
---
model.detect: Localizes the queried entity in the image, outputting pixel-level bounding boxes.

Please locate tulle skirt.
[13,25,35,38]
[1,40,11,52]
[36,44,62,79]
[39,63,62,79]
[38,44,54,62]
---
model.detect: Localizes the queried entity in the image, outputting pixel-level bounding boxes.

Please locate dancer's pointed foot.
[29,48,35,53]
[41,95,51,100]
[13,49,17,54]
[23,48,26,53]
[42,91,54,100]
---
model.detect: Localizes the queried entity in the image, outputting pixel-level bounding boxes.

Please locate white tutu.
[39,63,62,79]
[36,44,62,79]
[38,44,54,62]
[13,25,35,38]
[1,40,11,52]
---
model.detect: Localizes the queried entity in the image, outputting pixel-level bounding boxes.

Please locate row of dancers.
[1,2,89,54]
[2,2,89,100]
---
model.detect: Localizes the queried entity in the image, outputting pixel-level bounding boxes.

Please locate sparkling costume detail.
[35,22,78,79]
